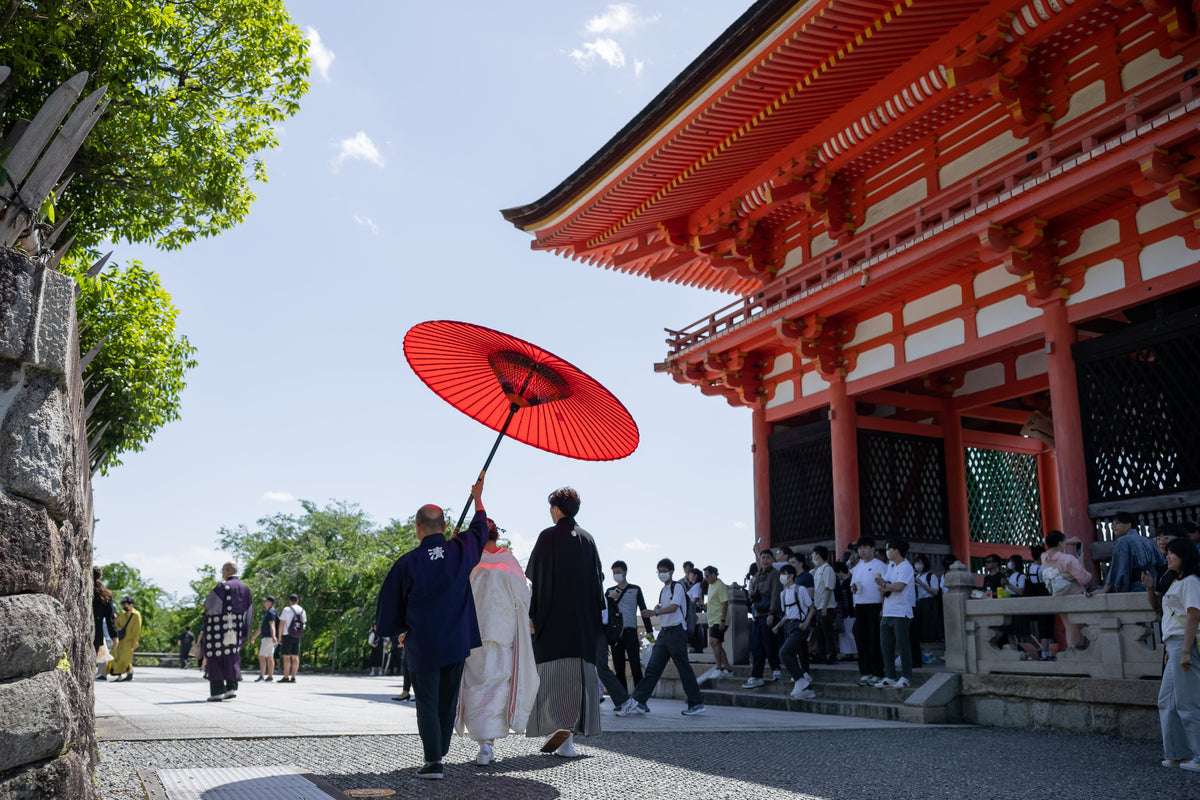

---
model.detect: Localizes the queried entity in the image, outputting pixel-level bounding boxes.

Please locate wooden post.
[751,405,772,552]
[942,400,971,564]
[1042,301,1095,571]
[1039,450,1062,534]
[829,375,860,554]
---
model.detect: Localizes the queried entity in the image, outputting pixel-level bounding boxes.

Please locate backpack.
[604,589,626,644]
[287,609,306,637]
[670,582,697,633]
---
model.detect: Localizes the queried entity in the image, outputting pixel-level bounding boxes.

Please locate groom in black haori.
[202,561,253,702]
[525,486,605,757]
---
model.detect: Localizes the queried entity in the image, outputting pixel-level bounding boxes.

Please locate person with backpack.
[743,549,783,688]
[278,593,307,683]
[606,561,651,691]
[615,558,706,717]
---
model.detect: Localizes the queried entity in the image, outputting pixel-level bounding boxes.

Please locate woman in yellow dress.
[106,596,142,681]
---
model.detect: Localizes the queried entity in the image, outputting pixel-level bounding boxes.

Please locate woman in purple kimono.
[203,561,254,701]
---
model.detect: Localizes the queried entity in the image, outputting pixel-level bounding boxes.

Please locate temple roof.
[502,0,996,294]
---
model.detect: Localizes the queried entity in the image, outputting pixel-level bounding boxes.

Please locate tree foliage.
[97,560,170,650]
[72,259,197,474]
[0,0,309,470]
[0,0,311,251]
[219,500,426,670]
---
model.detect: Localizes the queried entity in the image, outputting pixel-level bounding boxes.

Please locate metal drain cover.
[155,766,343,799]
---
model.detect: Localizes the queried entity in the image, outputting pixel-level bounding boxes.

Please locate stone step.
[696,664,938,688]
[699,687,948,724]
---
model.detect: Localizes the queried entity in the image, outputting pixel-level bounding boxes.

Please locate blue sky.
[93,1,763,598]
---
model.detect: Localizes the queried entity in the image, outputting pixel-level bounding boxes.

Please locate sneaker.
[794,688,816,700]
[877,678,895,688]
[476,743,494,766]
[856,675,874,687]
[265,677,273,682]
[1161,759,1182,768]
[741,677,765,688]
[771,670,783,681]
[802,672,812,684]
[415,763,443,780]
[894,677,911,688]
[681,703,707,716]
[1182,758,1200,773]
[719,668,735,678]
[634,702,650,715]
[207,695,223,702]
[789,681,811,699]
[615,697,639,717]
[222,690,237,700]
[921,653,933,664]
[254,676,265,683]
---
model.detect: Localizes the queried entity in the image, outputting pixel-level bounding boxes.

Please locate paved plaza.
[95,668,1194,799]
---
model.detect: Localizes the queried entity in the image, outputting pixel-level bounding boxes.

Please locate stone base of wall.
[961,674,1160,739]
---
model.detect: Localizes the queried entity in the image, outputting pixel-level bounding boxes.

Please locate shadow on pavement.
[314,692,414,705]
[326,769,560,799]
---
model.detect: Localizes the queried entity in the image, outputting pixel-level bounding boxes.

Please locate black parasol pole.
[451,402,521,534]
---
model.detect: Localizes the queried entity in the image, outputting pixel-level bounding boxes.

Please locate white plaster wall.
[903,284,962,326]
[1120,49,1182,92]
[1052,79,1106,129]
[1061,219,1120,264]
[1140,236,1200,280]
[939,130,1027,188]
[905,318,966,362]
[846,343,895,382]
[1136,196,1189,234]
[811,232,835,257]
[782,245,806,272]
[1067,258,1125,306]
[767,378,795,409]
[848,312,893,346]
[956,362,1006,396]
[975,294,1041,337]
[1015,349,1048,380]
[860,178,928,232]
[766,352,793,378]
[801,369,828,397]
[974,264,1021,298]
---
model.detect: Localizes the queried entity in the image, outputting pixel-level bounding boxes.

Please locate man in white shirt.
[773,564,816,699]
[278,594,306,683]
[615,558,706,717]
[876,539,916,688]
[849,538,887,686]
[810,545,837,665]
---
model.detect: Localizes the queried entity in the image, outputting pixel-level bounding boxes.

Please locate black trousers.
[750,616,781,677]
[815,608,838,662]
[409,661,465,764]
[853,603,884,677]
[209,679,237,696]
[610,627,643,691]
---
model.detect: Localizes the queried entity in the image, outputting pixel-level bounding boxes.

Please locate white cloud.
[623,538,653,551]
[306,27,335,83]
[262,491,296,502]
[570,38,625,69]
[568,4,659,71]
[732,520,748,530]
[353,214,379,235]
[109,546,235,600]
[332,131,385,170]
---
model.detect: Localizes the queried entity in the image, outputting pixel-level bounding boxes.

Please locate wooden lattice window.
[857,429,948,543]
[769,421,834,544]
[965,447,1042,547]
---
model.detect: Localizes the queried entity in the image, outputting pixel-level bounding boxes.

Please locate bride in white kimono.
[456,520,540,765]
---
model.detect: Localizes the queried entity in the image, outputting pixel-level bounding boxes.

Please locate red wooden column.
[1042,300,1095,570]
[941,400,971,564]
[751,405,772,552]
[829,375,860,554]
[1039,450,1062,534]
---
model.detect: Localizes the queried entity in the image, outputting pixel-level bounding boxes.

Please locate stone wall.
[0,248,97,799]
[961,674,1159,739]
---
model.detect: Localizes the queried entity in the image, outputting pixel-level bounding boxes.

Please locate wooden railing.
[941,565,1162,680]
[663,63,1200,357]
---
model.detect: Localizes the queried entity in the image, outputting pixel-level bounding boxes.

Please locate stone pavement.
[95,668,1196,800]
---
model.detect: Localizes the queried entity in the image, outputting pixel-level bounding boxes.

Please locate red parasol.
[403,320,639,529]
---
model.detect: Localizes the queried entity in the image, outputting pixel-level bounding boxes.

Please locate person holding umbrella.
[376,476,489,781]
[525,487,605,758]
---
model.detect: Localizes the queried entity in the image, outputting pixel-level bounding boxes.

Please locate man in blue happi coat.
[376,476,488,780]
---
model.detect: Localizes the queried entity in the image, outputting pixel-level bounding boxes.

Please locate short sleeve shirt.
[1162,574,1200,640]
[881,559,915,618]
[706,579,729,628]
[658,582,688,628]
[851,558,886,605]
[260,607,278,638]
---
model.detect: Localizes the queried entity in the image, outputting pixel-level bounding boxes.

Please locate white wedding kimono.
[456,547,540,741]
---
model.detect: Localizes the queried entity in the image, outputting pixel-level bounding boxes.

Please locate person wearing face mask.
[774,564,816,699]
[615,558,707,717]
[606,561,651,692]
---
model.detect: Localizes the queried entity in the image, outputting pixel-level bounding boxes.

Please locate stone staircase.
[646,653,962,724]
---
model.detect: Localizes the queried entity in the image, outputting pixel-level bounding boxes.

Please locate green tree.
[219,501,426,670]
[0,0,309,468]
[72,259,197,474]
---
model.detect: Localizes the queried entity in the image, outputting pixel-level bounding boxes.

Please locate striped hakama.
[525,657,601,738]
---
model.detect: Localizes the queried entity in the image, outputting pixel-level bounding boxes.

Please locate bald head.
[221,561,238,579]
[416,504,446,539]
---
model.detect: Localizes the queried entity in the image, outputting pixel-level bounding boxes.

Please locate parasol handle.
[452,402,520,534]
